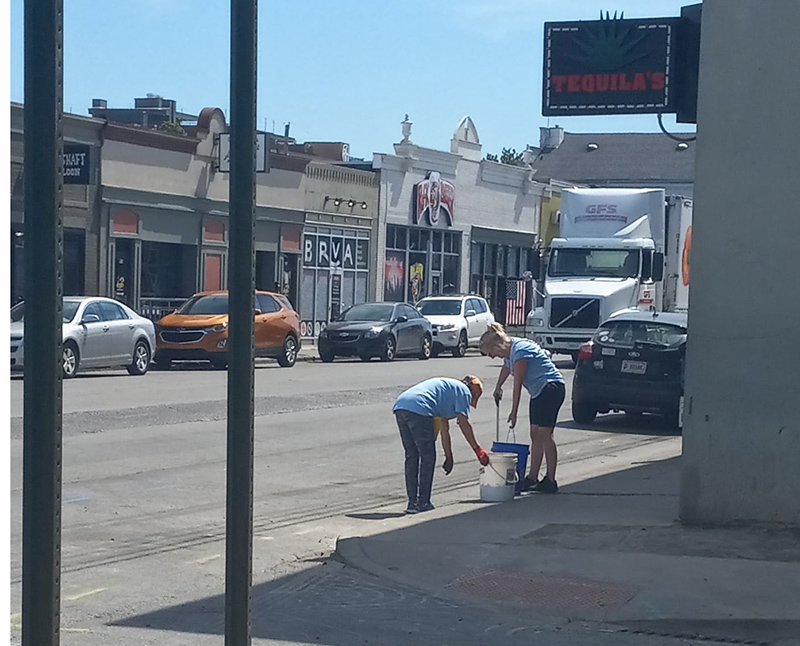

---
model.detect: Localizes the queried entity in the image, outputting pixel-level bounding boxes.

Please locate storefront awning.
[471,226,536,248]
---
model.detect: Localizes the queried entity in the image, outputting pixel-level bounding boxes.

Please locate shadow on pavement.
[560,412,681,437]
[111,458,800,646]
[345,512,407,520]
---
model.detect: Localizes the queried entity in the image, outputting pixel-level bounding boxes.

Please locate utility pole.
[225,0,258,644]
[22,0,64,643]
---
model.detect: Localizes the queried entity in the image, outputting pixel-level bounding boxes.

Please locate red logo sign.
[414,171,454,227]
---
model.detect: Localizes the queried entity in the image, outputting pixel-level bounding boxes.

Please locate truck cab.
[529,188,671,361]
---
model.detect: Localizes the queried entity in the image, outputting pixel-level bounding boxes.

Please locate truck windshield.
[548,249,640,278]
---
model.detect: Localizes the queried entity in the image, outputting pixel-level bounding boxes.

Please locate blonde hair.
[479,322,512,355]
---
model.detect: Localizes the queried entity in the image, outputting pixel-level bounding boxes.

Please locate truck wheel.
[452,331,468,358]
[572,400,597,424]
[570,351,579,366]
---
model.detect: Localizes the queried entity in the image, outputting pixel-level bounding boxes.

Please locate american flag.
[505,280,527,326]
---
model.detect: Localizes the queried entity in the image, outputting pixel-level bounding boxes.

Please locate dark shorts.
[529,381,566,428]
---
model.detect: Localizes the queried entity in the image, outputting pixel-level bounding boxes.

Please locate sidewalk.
[336,453,800,645]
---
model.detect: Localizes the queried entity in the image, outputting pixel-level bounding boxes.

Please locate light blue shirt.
[504,338,564,399]
[393,378,472,419]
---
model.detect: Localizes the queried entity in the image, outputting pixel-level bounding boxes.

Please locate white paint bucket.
[479,452,519,503]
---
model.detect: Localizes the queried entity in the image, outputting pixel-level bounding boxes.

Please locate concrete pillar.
[680,0,800,525]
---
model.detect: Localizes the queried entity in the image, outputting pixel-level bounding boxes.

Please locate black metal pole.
[225,0,257,644]
[22,0,64,644]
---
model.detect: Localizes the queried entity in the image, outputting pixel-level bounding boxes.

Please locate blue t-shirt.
[504,338,564,399]
[393,378,472,419]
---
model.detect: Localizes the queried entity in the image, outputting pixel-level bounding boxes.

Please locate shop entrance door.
[113,238,136,307]
[279,253,299,308]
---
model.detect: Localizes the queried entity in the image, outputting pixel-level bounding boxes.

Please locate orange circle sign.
[682,226,692,286]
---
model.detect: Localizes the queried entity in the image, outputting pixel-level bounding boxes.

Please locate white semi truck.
[529,188,693,361]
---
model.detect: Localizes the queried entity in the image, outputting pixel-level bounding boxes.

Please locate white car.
[417,295,495,357]
[10,296,156,378]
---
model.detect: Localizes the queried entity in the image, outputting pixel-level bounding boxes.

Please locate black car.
[571,310,687,427]
[318,302,433,363]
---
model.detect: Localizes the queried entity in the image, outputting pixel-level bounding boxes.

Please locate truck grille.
[550,298,600,330]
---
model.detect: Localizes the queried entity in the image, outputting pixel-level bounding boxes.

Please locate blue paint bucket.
[491,441,529,493]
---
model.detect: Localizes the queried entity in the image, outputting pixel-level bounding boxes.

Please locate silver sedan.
[10,297,156,378]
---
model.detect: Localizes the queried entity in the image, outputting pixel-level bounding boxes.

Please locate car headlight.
[439,323,456,331]
[210,323,228,333]
[364,326,383,339]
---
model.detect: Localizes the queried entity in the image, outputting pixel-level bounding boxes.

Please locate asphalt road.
[9,355,685,646]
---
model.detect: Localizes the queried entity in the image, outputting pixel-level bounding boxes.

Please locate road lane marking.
[193,554,221,565]
[258,536,274,541]
[63,496,90,504]
[65,587,106,601]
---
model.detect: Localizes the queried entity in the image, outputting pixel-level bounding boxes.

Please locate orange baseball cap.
[464,375,483,408]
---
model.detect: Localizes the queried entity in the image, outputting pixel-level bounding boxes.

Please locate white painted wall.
[374,135,544,300]
[680,0,800,525]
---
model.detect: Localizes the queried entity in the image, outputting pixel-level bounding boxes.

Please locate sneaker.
[533,476,558,494]
[520,476,539,492]
[404,503,420,514]
[417,502,436,513]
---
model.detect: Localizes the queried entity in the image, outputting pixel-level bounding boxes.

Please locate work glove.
[442,455,454,475]
[474,446,490,466]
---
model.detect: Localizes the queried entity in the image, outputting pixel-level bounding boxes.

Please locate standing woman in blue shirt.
[480,323,565,493]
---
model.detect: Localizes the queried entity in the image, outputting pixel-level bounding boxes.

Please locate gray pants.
[395,410,436,508]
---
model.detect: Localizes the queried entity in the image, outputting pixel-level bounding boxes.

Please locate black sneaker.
[533,477,558,494]
[417,502,436,513]
[520,476,539,492]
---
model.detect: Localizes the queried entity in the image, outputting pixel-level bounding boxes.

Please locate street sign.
[543,16,678,116]
[217,132,268,172]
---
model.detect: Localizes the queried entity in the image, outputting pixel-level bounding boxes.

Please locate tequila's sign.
[543,14,677,116]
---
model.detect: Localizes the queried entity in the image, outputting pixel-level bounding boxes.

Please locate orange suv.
[155,290,301,369]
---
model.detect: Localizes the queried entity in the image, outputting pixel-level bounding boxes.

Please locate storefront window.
[384,224,461,303]
[471,242,533,325]
[300,225,371,337]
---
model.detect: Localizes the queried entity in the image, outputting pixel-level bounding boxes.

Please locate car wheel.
[419,334,432,360]
[570,351,580,366]
[380,336,396,362]
[62,341,80,379]
[277,335,298,368]
[319,348,335,363]
[572,400,597,424]
[452,331,467,358]
[127,340,151,376]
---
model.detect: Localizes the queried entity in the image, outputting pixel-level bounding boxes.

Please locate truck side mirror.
[652,252,665,282]
[530,250,541,281]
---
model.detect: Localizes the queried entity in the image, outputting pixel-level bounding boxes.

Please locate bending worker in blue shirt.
[393,376,489,514]
[480,323,565,494]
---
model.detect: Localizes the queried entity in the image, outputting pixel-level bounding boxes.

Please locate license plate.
[621,360,647,375]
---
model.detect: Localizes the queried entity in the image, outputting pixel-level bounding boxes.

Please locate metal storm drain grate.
[451,570,638,611]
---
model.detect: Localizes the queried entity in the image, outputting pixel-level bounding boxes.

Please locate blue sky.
[9,0,695,160]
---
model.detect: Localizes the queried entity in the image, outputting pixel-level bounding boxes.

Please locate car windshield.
[418,300,462,316]
[178,295,229,315]
[340,303,395,322]
[596,320,687,348]
[11,300,82,323]
[549,249,641,278]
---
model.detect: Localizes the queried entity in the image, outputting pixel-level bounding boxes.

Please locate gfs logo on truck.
[585,204,618,214]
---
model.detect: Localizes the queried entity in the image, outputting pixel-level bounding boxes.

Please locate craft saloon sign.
[543,15,678,116]
[413,171,454,227]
